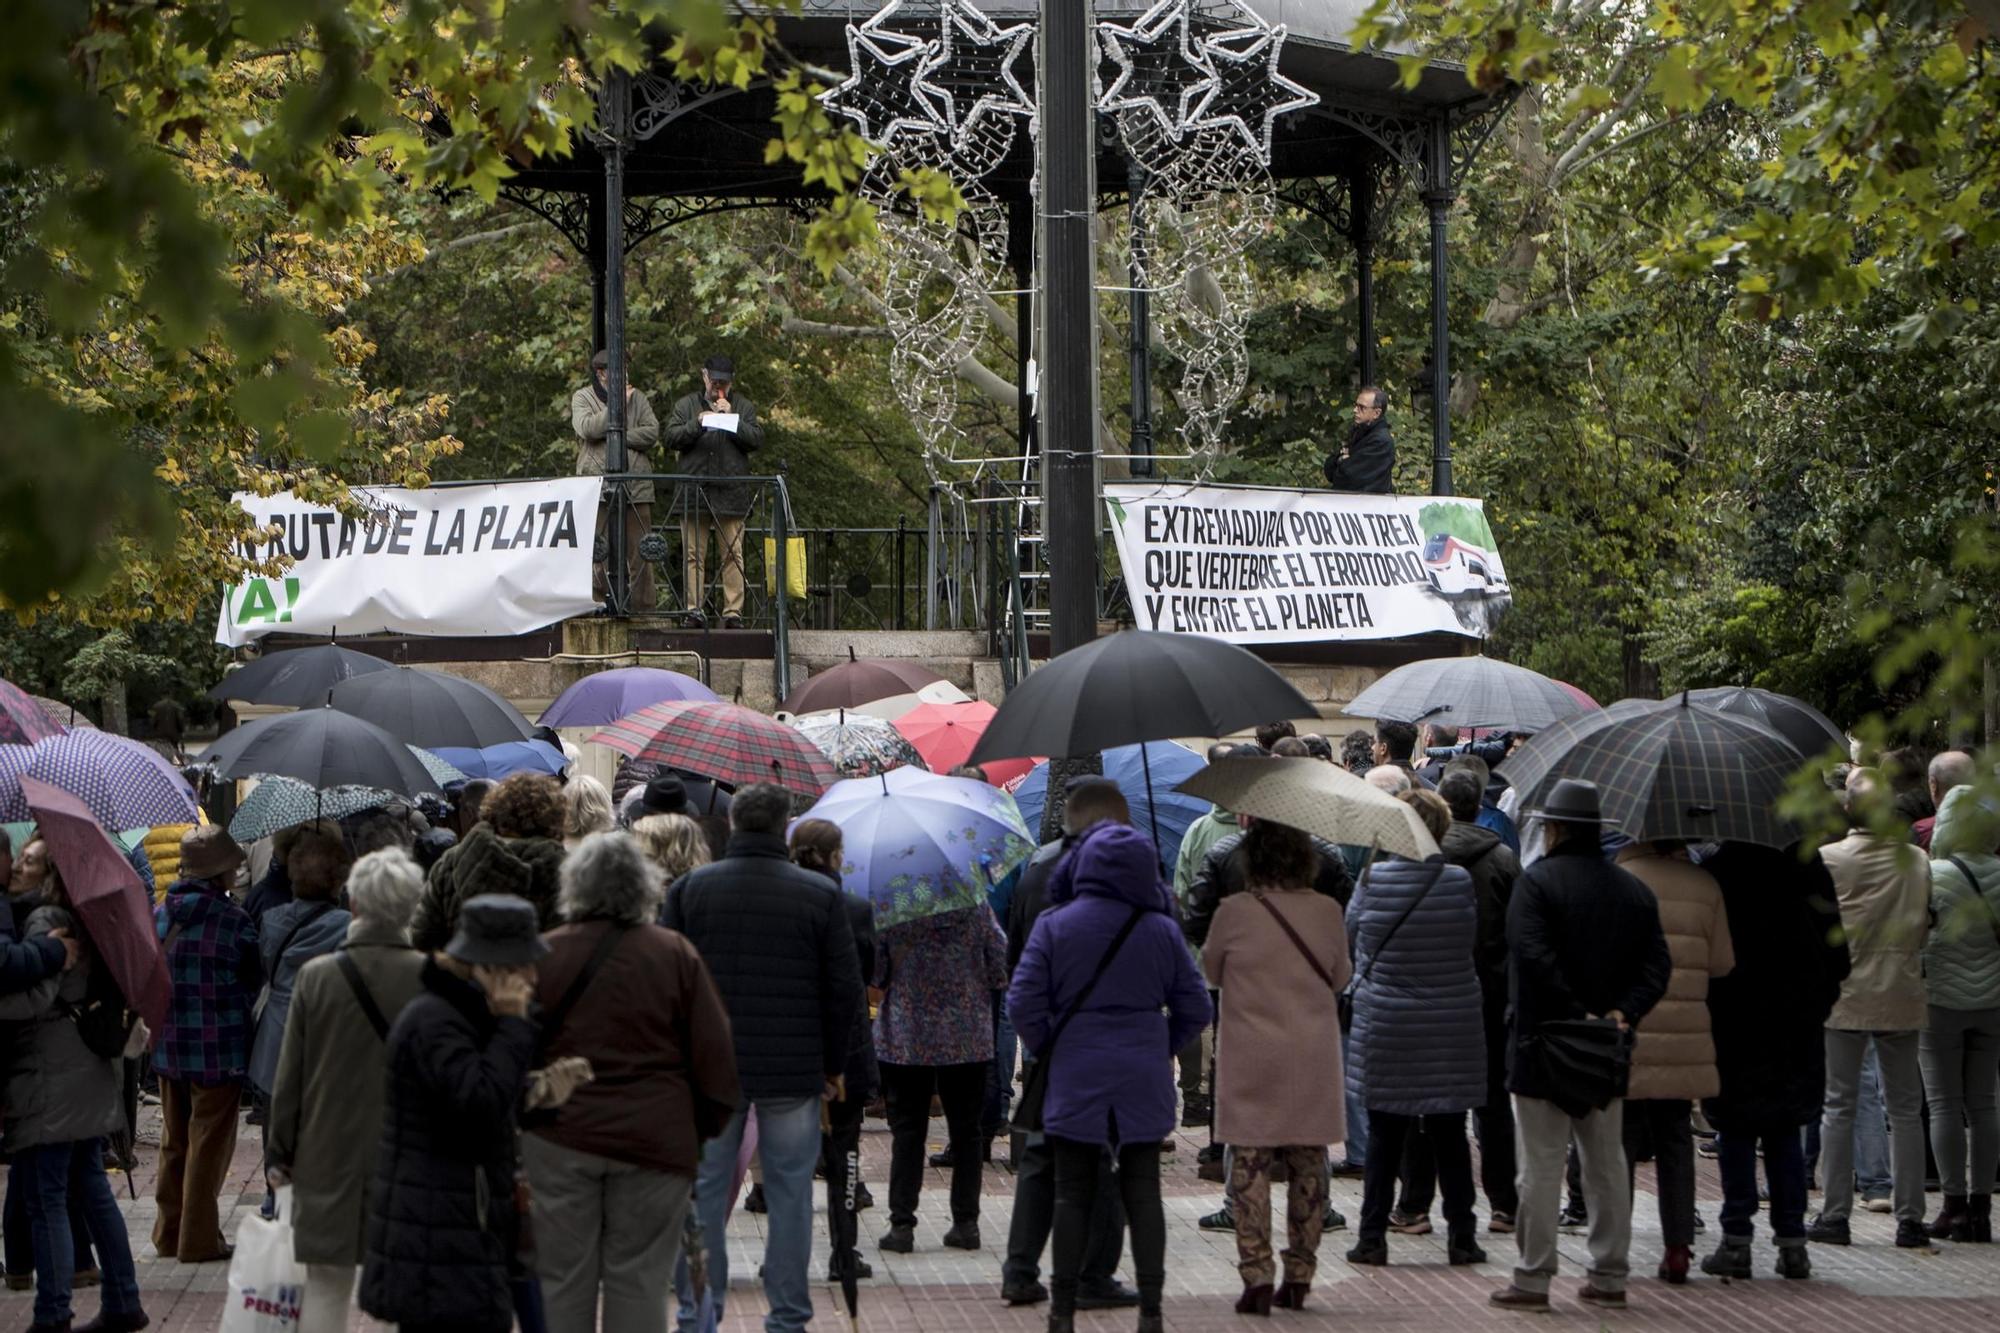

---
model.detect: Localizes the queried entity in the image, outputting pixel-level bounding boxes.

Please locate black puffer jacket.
[1700,842,1849,1130]
[661,832,861,1101]
[360,959,536,1331]
[1184,831,1354,948]
[413,825,564,953]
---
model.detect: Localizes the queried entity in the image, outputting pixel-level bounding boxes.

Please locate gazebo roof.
[504,0,1501,204]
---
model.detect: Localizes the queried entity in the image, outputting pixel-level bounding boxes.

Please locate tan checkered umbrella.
[1175,756,1440,861]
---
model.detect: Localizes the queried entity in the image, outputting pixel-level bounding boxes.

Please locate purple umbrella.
[0,680,65,746]
[539,667,719,728]
[3,731,199,829]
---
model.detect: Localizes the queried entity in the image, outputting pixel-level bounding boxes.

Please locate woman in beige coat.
[1614,842,1736,1284]
[1201,820,1351,1316]
[267,847,430,1333]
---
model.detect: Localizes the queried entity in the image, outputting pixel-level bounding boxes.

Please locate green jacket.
[1173,807,1240,909]
[1924,784,2000,1011]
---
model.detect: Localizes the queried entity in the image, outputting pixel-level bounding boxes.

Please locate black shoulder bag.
[335,950,394,1041]
[1011,908,1144,1134]
[1338,862,1446,1032]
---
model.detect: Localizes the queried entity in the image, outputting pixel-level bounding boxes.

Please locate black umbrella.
[1499,694,1803,848]
[967,630,1314,854]
[968,630,1314,762]
[1687,686,1845,759]
[201,708,441,797]
[207,644,393,707]
[330,667,534,749]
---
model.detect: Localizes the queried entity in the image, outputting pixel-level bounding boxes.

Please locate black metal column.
[1008,198,1036,472]
[602,70,632,612]
[1424,118,1454,497]
[1126,159,1154,477]
[587,191,608,354]
[1353,167,1377,388]
[1038,0,1101,658]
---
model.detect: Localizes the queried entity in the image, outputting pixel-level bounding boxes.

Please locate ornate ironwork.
[1303,103,1430,173]
[1449,88,1522,185]
[498,185,592,255]
[623,195,817,248]
[1275,175,1352,237]
[501,186,815,255]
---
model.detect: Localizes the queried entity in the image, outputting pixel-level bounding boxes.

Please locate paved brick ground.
[6,1107,1998,1331]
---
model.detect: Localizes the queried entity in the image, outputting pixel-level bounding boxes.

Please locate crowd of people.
[0,708,1996,1332]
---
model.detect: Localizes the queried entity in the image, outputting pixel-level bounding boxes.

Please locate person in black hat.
[360,894,546,1333]
[1490,779,1671,1315]
[664,354,764,629]
[572,348,661,610]
[639,773,688,819]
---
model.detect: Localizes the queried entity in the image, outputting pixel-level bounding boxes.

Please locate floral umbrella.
[791,711,927,779]
[801,767,1034,928]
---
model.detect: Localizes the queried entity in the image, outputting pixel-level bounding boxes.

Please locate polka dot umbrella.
[0,731,200,829]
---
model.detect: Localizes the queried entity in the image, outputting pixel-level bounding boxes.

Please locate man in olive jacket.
[664,355,765,628]
[572,348,662,610]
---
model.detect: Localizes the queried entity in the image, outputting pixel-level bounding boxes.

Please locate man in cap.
[572,347,662,610]
[665,354,765,629]
[1490,779,1670,1314]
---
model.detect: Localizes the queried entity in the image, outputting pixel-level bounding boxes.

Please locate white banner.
[215,479,602,646]
[1104,483,1512,644]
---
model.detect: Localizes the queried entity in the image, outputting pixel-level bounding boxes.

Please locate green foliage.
[0,0,896,618]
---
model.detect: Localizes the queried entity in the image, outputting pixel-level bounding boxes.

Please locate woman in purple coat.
[1008,823,1211,1333]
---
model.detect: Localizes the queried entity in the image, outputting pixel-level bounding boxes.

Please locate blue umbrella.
[1009,741,1210,866]
[801,767,1034,928]
[429,740,568,780]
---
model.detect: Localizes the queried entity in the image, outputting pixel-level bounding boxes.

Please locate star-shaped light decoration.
[915,0,1034,176]
[1183,9,1318,165]
[821,0,948,148]
[1097,0,1218,146]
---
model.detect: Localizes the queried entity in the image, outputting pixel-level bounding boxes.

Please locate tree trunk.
[100,686,129,737]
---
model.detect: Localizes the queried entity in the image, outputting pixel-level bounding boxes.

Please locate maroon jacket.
[530,919,740,1175]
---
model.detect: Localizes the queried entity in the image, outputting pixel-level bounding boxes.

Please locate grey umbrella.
[1342,655,1595,732]
[1498,695,1804,848]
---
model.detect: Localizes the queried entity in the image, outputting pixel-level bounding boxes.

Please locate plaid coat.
[154,877,263,1084]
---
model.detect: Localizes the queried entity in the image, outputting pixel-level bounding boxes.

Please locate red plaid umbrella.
[19,777,170,1030]
[893,701,1038,786]
[588,701,841,797]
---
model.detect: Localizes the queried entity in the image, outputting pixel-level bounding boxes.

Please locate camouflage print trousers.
[1226,1145,1328,1287]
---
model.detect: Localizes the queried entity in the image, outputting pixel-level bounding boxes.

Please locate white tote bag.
[221,1187,307,1333]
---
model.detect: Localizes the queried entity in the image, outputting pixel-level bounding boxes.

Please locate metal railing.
[445,472,1133,695]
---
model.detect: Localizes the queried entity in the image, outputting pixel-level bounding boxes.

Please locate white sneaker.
[1863,1196,1893,1214]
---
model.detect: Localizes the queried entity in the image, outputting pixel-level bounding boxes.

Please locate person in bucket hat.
[361,894,547,1332]
[1491,780,1671,1315]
